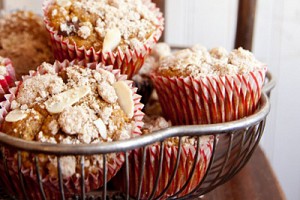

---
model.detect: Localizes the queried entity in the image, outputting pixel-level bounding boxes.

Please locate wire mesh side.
[1,147,17,199]
[185,118,267,199]
[17,151,29,200]
[35,155,47,200]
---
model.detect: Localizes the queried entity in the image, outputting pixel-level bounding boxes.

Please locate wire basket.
[0,71,275,200]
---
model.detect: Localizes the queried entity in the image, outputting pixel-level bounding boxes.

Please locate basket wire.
[0,72,275,200]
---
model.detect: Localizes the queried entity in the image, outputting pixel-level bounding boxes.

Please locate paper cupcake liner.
[151,68,267,125]
[42,0,164,79]
[0,58,16,101]
[0,60,144,199]
[115,136,213,199]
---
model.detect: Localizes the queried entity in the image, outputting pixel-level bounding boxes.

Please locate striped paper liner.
[42,0,164,79]
[0,58,16,101]
[117,135,213,199]
[0,60,144,199]
[151,68,267,125]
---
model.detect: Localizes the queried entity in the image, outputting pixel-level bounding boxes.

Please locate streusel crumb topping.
[142,115,212,147]
[157,45,265,78]
[3,63,135,145]
[46,0,161,51]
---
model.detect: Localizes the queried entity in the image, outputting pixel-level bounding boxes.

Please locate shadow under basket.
[0,72,275,200]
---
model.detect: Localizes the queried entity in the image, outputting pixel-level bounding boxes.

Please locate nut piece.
[45,85,91,114]
[94,118,107,139]
[102,28,121,53]
[5,109,27,122]
[113,81,134,118]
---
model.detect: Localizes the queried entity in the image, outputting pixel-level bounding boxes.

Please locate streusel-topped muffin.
[45,0,161,51]
[0,11,54,79]
[43,0,164,78]
[0,60,144,198]
[152,45,267,125]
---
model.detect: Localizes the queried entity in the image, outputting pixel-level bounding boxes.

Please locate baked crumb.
[157,46,265,78]
[142,115,212,147]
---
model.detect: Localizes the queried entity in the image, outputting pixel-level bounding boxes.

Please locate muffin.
[0,10,54,80]
[0,56,16,100]
[116,115,213,199]
[151,45,267,125]
[43,0,164,78]
[0,60,144,199]
[133,43,171,105]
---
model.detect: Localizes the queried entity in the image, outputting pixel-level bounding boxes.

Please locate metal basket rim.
[0,93,270,155]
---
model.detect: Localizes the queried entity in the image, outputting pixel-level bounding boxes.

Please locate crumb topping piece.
[157,46,265,77]
[97,82,118,104]
[142,116,171,133]
[17,74,65,105]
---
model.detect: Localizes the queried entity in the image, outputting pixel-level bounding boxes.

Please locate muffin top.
[142,115,212,147]
[142,115,171,134]
[45,0,162,52]
[0,11,54,79]
[138,43,171,76]
[156,45,265,78]
[1,62,136,144]
[133,43,171,82]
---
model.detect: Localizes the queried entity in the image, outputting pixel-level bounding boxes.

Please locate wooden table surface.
[203,146,286,200]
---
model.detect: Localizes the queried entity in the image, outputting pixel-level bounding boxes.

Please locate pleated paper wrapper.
[0,60,144,199]
[151,68,267,125]
[116,135,213,199]
[0,57,16,101]
[42,0,164,79]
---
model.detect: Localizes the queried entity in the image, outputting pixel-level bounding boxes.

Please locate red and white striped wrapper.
[116,135,213,199]
[151,68,267,125]
[0,60,144,199]
[0,57,16,100]
[42,0,164,79]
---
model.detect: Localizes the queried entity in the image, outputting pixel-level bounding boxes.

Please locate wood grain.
[203,146,286,200]
[234,0,257,50]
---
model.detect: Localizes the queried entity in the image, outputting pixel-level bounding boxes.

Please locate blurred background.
[2,0,300,199]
